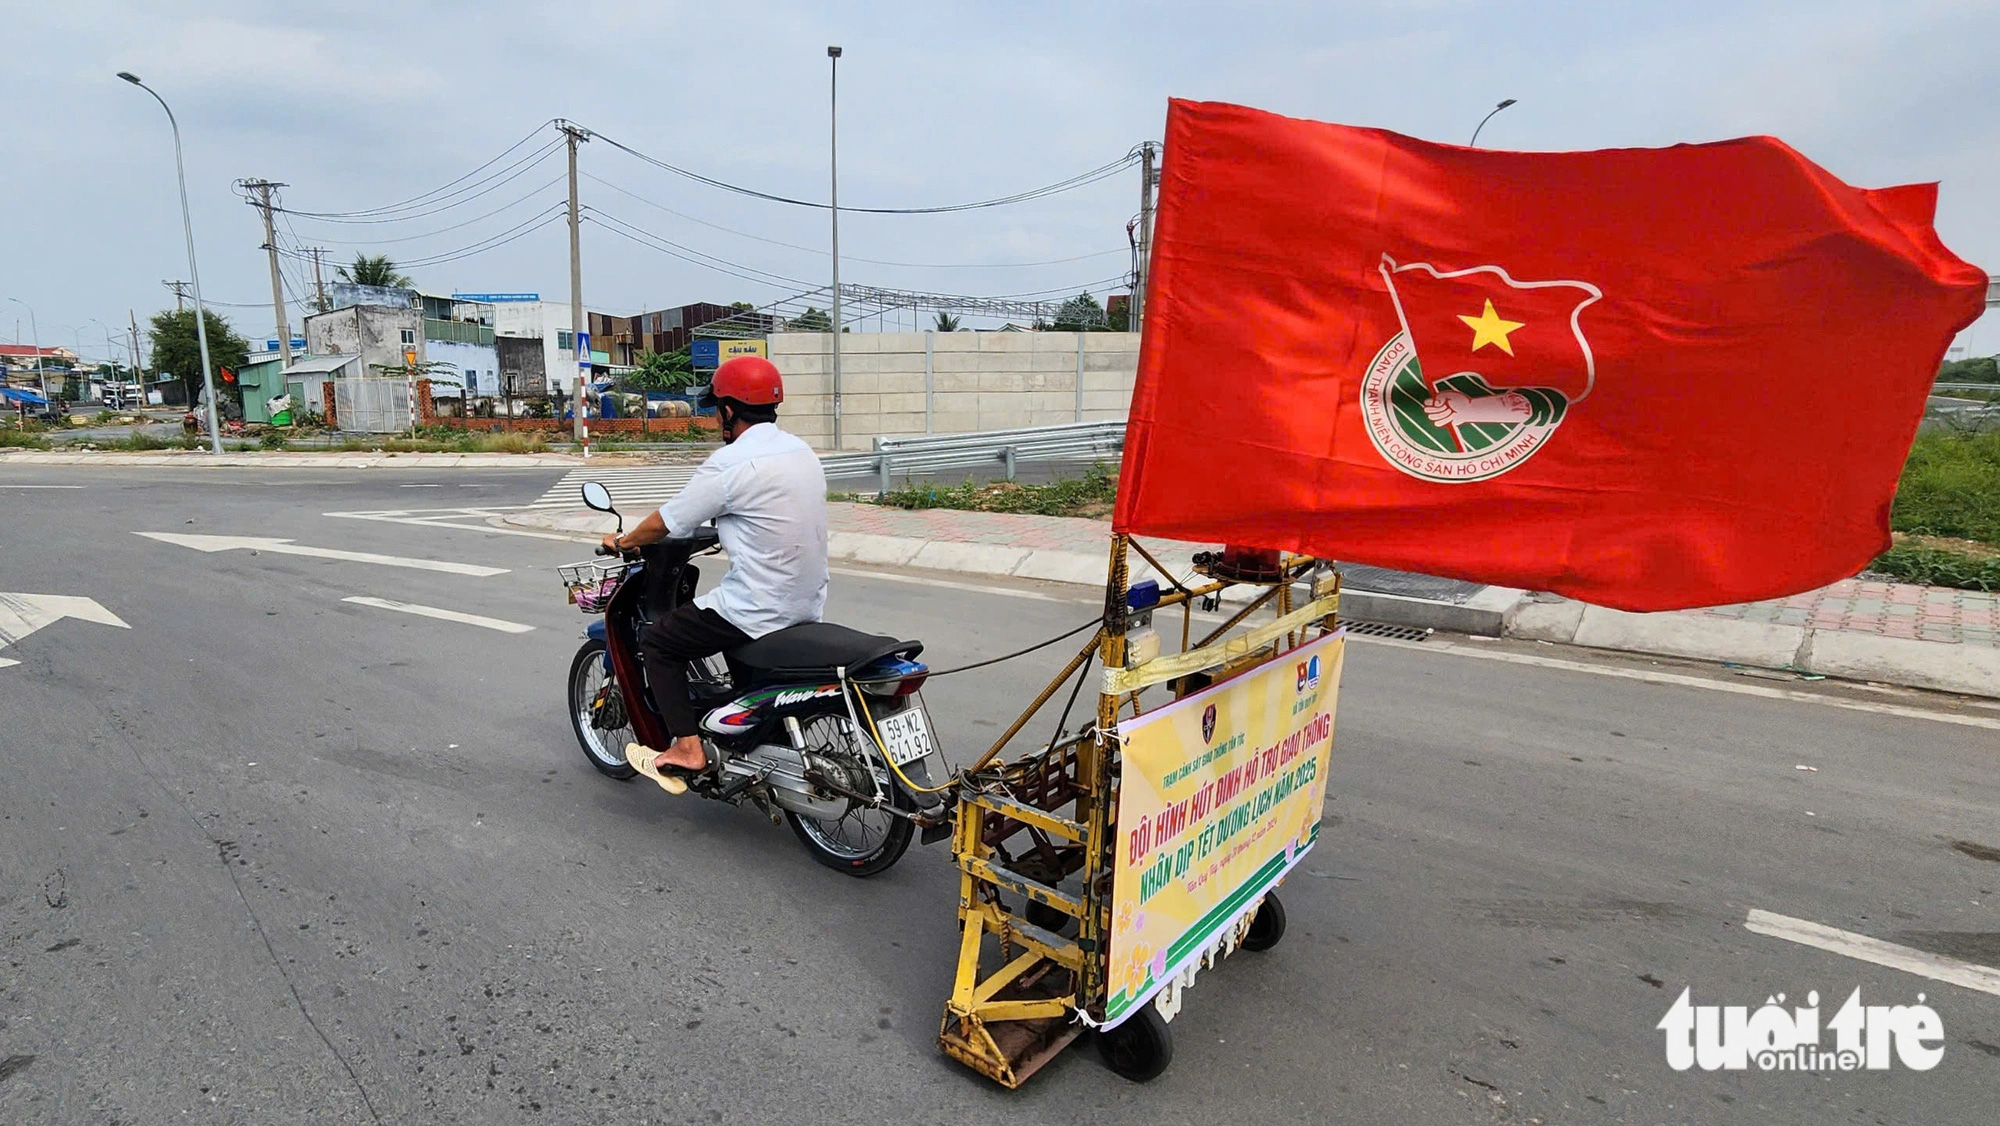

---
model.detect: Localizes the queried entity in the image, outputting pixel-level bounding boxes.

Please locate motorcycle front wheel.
[785,712,915,877]
[568,639,637,779]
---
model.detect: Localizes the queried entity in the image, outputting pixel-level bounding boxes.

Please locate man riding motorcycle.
[598,354,829,793]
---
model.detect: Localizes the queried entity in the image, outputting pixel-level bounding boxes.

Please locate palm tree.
[932,312,963,332]
[336,254,413,289]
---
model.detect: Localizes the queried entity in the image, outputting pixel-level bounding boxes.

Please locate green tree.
[628,348,698,392]
[148,308,250,408]
[336,253,413,288]
[1049,291,1109,332]
[932,311,963,332]
[788,306,832,332]
[1939,355,1999,384]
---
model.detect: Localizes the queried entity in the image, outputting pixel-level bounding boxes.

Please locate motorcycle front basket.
[558,559,633,614]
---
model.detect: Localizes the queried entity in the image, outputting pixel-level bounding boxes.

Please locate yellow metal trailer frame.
[939,534,1340,1086]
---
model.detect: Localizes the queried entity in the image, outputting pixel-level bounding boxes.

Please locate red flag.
[1114,100,1987,611]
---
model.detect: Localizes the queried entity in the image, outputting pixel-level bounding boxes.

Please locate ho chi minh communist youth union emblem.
[1360,254,1603,483]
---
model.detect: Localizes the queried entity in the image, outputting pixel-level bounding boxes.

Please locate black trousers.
[639,604,751,738]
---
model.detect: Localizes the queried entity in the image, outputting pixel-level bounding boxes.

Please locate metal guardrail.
[822,420,1126,491]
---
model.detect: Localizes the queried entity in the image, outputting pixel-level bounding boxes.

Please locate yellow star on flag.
[1458,299,1525,355]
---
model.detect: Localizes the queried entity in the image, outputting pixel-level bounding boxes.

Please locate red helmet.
[699,354,784,407]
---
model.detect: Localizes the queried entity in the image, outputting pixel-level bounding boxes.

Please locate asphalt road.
[2,465,1997,1124]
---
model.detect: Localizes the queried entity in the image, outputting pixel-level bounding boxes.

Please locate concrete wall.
[492,300,580,395]
[767,330,1139,450]
[304,305,423,378]
[426,338,499,397]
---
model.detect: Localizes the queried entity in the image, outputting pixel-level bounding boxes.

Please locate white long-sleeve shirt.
[657,422,829,638]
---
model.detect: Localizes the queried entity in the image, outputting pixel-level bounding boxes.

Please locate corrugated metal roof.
[283,355,361,375]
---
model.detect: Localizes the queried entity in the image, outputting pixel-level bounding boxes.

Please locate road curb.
[1500,594,1998,700]
[498,507,1998,700]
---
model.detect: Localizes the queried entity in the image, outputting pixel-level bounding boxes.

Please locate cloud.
[2,0,1992,356]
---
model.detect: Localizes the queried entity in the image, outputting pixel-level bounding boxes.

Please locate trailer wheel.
[1096,1005,1173,1082]
[1242,892,1287,952]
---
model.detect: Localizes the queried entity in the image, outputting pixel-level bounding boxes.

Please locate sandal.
[624,743,689,796]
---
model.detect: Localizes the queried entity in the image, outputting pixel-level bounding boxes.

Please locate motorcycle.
[559,480,950,876]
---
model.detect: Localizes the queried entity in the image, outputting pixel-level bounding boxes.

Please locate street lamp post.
[5,297,44,402]
[89,318,123,406]
[1469,98,1518,147]
[827,45,844,450]
[118,71,222,453]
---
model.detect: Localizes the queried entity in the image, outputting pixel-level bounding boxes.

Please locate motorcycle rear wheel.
[569,639,638,779]
[784,712,915,877]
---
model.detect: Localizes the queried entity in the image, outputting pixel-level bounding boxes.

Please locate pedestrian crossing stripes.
[527,465,699,510]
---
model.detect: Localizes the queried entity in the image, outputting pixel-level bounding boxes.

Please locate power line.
[282,174,566,246]
[580,171,1127,269]
[278,138,568,224]
[277,122,558,219]
[584,210,826,291]
[582,122,1138,214]
[397,206,570,269]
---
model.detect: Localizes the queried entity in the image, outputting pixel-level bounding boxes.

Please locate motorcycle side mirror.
[580,480,623,534]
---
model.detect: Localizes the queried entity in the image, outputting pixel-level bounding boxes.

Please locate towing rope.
[920,617,1102,679]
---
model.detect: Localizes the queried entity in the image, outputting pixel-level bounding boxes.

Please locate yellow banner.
[719,339,768,359]
[1104,632,1344,1027]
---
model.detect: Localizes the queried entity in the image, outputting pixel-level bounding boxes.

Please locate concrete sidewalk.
[508,501,1999,699]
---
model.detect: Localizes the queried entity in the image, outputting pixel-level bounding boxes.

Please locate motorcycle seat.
[726,621,922,681]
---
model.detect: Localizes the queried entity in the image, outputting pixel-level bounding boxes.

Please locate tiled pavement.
[831,503,2000,651]
[1699,579,1999,648]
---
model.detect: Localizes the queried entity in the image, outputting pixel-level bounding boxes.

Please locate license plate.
[875,706,936,767]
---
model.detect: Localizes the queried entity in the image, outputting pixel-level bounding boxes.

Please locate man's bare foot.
[653,735,707,773]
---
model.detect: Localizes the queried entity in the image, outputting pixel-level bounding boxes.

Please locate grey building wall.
[303,305,425,378]
[496,336,546,398]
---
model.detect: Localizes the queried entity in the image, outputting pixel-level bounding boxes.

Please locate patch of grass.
[1870,536,2000,592]
[469,431,548,454]
[101,431,203,451]
[875,464,1119,519]
[1892,431,2000,548]
[0,428,51,449]
[326,429,551,454]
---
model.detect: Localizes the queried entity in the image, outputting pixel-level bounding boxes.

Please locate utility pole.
[827,45,844,449]
[559,121,590,453]
[240,179,293,369]
[164,280,189,312]
[308,247,329,313]
[1132,142,1157,339]
[129,308,144,403]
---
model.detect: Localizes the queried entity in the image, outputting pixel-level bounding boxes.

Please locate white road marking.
[529,465,697,509]
[342,596,535,633]
[136,531,507,577]
[398,483,442,488]
[0,593,129,653]
[1746,909,2000,998]
[326,509,587,543]
[0,484,85,489]
[1379,636,2000,732]
[0,658,17,669]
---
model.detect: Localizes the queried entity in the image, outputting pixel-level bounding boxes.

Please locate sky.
[3,0,1997,365]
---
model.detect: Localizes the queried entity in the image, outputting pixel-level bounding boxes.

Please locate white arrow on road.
[0,593,130,669]
[136,532,508,577]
